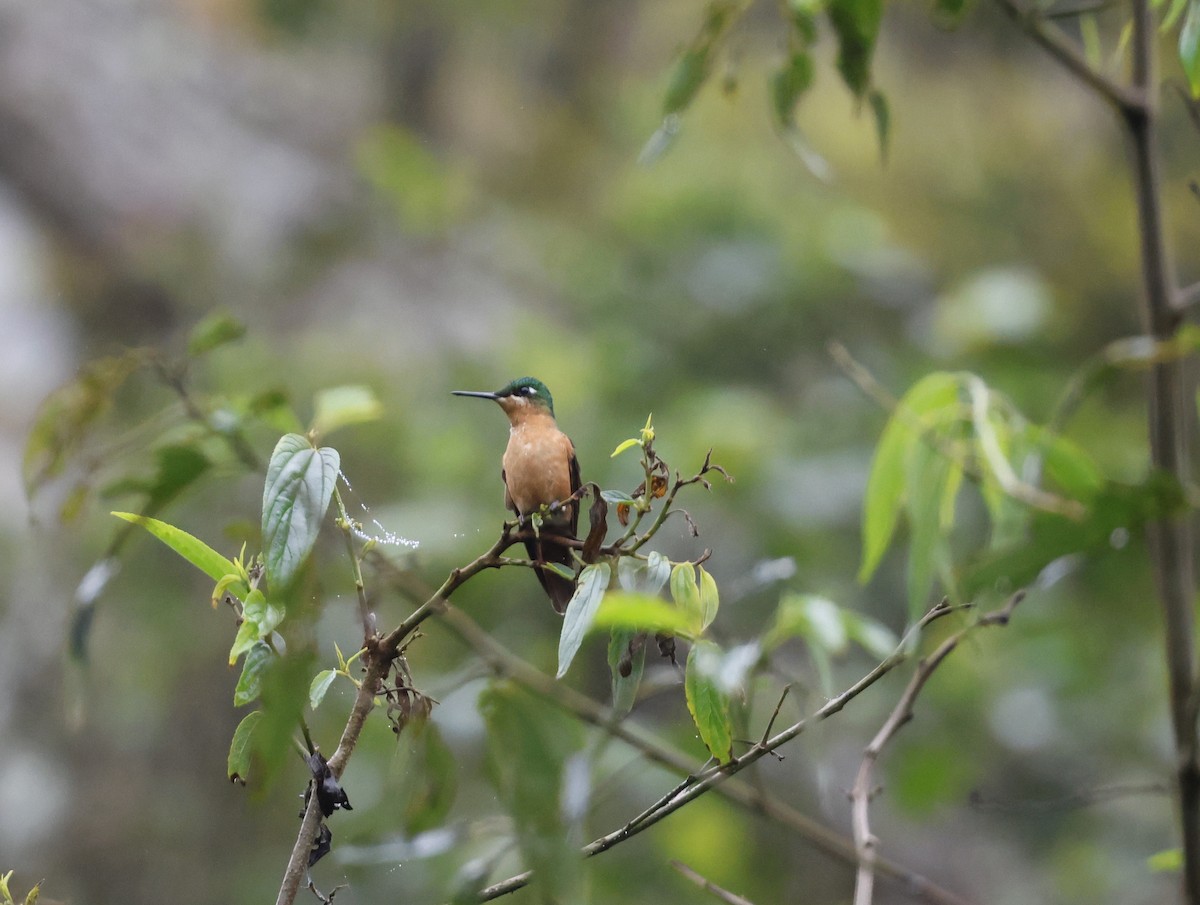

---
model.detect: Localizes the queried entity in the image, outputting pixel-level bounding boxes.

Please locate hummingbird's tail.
[525,531,576,614]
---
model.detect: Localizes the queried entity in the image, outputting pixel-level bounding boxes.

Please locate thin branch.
[1178,280,1200,312]
[670,860,759,905]
[275,529,527,905]
[407,589,976,905]
[1125,0,1200,899]
[850,592,1025,905]
[989,0,1145,114]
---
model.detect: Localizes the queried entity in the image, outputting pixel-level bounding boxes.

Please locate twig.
[989,0,1144,113]
[275,529,528,905]
[670,860,759,905]
[1125,0,1200,898]
[411,590,975,905]
[849,591,1025,905]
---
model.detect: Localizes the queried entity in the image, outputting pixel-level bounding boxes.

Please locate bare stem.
[850,592,1025,905]
[420,592,976,905]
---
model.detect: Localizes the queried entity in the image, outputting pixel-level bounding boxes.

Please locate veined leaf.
[685,640,734,762]
[261,433,341,589]
[557,563,611,678]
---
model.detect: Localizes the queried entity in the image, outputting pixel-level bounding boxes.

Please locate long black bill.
[452,390,500,400]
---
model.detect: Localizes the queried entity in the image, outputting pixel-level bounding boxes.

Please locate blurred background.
[2,0,1199,902]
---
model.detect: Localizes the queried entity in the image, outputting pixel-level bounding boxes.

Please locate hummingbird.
[453,377,581,612]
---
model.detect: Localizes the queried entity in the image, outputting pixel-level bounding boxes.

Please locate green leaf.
[234,642,273,706]
[685,641,734,762]
[931,0,971,26]
[610,437,640,458]
[608,628,647,714]
[600,489,636,503]
[1149,848,1183,872]
[763,593,849,653]
[859,372,962,583]
[697,566,719,632]
[309,669,338,710]
[102,444,211,510]
[187,311,245,357]
[227,710,263,783]
[311,385,384,438]
[868,89,889,160]
[24,351,144,498]
[827,0,884,97]
[557,562,612,677]
[771,51,815,129]
[255,652,314,789]
[593,592,696,635]
[670,562,702,628]
[261,433,341,589]
[1182,0,1200,97]
[843,612,900,659]
[112,512,247,593]
[542,561,577,581]
[617,551,672,595]
[905,436,955,616]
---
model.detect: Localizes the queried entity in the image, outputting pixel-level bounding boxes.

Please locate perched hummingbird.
[453,377,580,612]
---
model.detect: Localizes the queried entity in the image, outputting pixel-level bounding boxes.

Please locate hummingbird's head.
[452,376,555,419]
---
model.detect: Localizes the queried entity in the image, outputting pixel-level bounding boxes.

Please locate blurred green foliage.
[12,0,1200,902]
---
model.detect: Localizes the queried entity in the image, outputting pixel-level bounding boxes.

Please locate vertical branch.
[1126,0,1200,899]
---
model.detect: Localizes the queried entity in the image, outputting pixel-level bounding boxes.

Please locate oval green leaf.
[685,640,733,763]
[227,710,263,783]
[234,642,273,707]
[309,669,337,710]
[261,433,341,589]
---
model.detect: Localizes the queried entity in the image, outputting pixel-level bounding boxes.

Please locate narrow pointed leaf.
[112,512,247,595]
[859,372,961,583]
[697,565,719,631]
[261,433,341,589]
[557,563,611,677]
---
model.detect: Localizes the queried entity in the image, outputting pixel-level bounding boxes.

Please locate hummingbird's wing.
[567,439,581,538]
[501,467,515,514]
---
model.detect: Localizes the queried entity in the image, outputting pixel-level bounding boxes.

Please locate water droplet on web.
[338,470,420,550]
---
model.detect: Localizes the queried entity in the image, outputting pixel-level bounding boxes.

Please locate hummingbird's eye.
[522,386,536,396]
